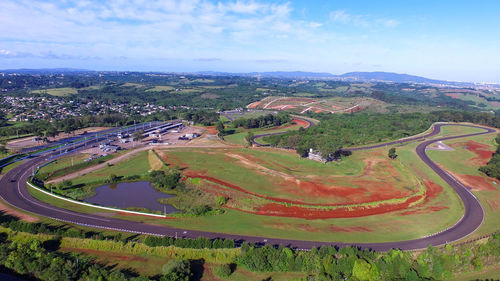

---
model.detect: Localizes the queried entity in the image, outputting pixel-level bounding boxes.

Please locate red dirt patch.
[445,93,460,99]
[191,171,419,208]
[248,194,424,219]
[262,118,310,131]
[204,126,218,135]
[329,225,372,232]
[397,180,445,215]
[399,206,448,216]
[296,224,321,232]
[486,194,500,210]
[490,101,500,107]
[292,118,310,128]
[225,179,443,219]
[423,180,443,202]
[458,174,498,191]
[464,140,494,165]
[247,101,261,108]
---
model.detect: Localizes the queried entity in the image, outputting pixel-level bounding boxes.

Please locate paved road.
[0,123,495,251]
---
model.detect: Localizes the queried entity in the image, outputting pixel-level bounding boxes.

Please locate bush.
[216,263,233,278]
[161,260,192,281]
[150,170,181,190]
[471,256,483,270]
[189,205,212,216]
[216,196,228,206]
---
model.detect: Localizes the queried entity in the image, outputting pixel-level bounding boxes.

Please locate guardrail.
[27,180,166,218]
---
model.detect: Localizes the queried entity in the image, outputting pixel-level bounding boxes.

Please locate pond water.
[84,181,177,213]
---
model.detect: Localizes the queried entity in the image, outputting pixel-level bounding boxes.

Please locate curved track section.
[251,117,315,146]
[0,124,495,251]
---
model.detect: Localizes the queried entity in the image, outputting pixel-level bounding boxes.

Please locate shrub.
[161,260,192,281]
[190,205,212,216]
[216,196,228,206]
[216,263,233,278]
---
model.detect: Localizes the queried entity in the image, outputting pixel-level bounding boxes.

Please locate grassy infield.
[17,123,500,279]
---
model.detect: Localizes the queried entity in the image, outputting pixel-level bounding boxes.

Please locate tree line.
[480,134,500,179]
[264,111,500,159]
[264,112,431,159]
[237,234,500,280]
[0,111,176,139]
[231,113,291,129]
[1,212,500,280]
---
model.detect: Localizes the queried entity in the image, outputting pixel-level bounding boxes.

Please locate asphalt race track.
[0,123,495,251]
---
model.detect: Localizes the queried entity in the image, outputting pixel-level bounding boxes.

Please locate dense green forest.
[265,111,500,158]
[183,110,220,126]
[0,112,176,138]
[264,113,432,158]
[232,113,291,129]
[479,134,500,179]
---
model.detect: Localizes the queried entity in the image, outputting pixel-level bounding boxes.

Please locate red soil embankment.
[225,179,443,219]
[247,101,261,108]
[464,140,494,165]
[242,194,424,219]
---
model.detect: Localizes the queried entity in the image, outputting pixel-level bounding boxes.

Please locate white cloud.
[0,0,324,60]
[330,10,352,24]
[329,9,399,28]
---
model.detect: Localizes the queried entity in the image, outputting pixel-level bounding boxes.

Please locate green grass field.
[31,87,78,96]
[146,85,175,92]
[150,141,464,243]
[160,147,371,204]
[71,150,151,186]
[444,92,499,110]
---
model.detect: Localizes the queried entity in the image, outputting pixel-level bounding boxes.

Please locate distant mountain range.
[0,68,92,74]
[198,71,500,87]
[2,68,498,88]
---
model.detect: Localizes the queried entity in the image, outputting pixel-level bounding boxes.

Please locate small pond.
[84,181,177,213]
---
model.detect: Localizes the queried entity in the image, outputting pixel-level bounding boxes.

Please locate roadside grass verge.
[71,150,151,186]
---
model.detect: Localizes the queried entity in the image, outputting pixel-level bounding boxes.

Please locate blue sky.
[1,0,499,82]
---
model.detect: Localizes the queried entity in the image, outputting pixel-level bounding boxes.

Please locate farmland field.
[31,87,78,96]
[247,96,375,114]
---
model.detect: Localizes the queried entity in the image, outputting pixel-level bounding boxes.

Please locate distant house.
[307,148,332,163]
[178,133,200,140]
